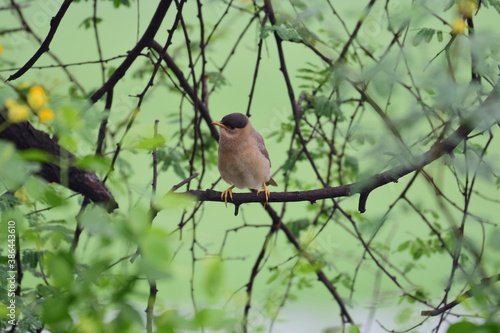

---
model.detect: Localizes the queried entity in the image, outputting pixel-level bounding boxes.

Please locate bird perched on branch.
[212,113,278,207]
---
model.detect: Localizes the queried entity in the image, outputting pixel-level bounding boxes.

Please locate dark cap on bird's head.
[213,113,249,131]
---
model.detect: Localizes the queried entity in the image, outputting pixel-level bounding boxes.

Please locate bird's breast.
[218,140,271,190]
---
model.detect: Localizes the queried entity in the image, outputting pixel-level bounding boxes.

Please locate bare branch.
[6,0,74,81]
[149,40,220,141]
[89,0,173,105]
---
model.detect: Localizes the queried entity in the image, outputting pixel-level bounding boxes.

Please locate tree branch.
[185,80,500,211]
[6,0,74,82]
[243,227,275,332]
[0,113,117,210]
[149,40,219,141]
[89,0,173,105]
[421,273,500,316]
[265,204,354,325]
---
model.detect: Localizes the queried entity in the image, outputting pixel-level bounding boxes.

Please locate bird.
[212,113,278,207]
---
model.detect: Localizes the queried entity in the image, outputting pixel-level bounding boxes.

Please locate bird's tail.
[266,178,278,187]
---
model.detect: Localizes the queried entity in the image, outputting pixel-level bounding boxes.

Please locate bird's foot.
[256,182,270,206]
[221,186,235,208]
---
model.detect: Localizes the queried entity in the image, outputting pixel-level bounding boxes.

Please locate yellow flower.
[451,18,467,35]
[27,85,48,110]
[6,99,30,123]
[38,108,54,123]
[458,0,477,19]
[5,98,17,109]
[8,104,30,123]
[14,186,28,204]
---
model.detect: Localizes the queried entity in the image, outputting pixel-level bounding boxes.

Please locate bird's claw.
[221,186,235,208]
[256,182,270,206]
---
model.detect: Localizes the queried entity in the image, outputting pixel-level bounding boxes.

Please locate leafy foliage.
[412,28,444,46]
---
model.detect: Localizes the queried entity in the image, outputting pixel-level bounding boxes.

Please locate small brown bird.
[212,113,278,207]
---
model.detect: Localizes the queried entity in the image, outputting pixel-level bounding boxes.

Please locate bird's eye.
[229,126,235,130]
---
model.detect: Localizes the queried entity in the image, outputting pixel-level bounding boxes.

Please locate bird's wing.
[253,130,278,187]
[252,130,271,166]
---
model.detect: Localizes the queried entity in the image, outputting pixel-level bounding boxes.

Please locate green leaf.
[43,185,65,207]
[138,228,171,278]
[107,66,116,79]
[42,295,72,329]
[109,303,144,330]
[424,28,435,43]
[21,250,41,269]
[0,141,40,190]
[403,262,414,273]
[24,177,67,207]
[290,0,307,10]
[266,270,281,284]
[79,17,102,29]
[286,219,309,237]
[395,307,412,324]
[348,325,361,333]
[203,257,224,299]
[154,192,196,212]
[412,28,436,46]
[156,310,196,332]
[18,149,52,163]
[437,30,443,42]
[206,72,227,89]
[488,0,500,14]
[260,26,273,39]
[343,155,359,174]
[47,252,74,289]
[79,204,113,236]
[397,240,411,252]
[77,154,111,173]
[112,0,130,8]
[194,308,234,330]
[447,321,479,333]
[311,96,342,120]
[443,0,455,12]
[134,135,166,150]
[158,147,187,179]
[260,24,303,42]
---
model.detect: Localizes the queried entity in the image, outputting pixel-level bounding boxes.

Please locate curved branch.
[6,0,74,82]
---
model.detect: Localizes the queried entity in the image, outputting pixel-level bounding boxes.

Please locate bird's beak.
[212,121,230,131]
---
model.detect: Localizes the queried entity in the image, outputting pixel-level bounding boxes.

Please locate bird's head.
[212,113,251,140]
